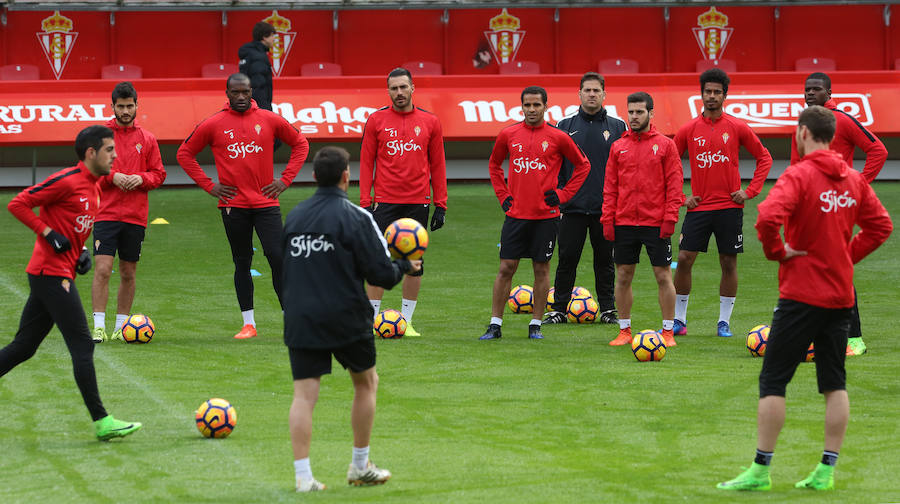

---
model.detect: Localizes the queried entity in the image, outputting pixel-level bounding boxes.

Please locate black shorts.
[613,226,672,267]
[92,221,146,262]
[499,216,559,262]
[678,208,743,254]
[759,299,850,397]
[288,337,377,380]
[372,203,429,276]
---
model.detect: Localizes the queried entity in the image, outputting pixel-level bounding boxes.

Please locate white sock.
[294,458,313,482]
[490,317,503,326]
[675,294,689,322]
[352,446,369,470]
[719,296,736,323]
[401,298,417,323]
[529,319,541,327]
[369,300,381,320]
[93,312,105,330]
[662,319,674,331]
[619,318,631,330]
[114,314,128,331]
[241,309,256,328]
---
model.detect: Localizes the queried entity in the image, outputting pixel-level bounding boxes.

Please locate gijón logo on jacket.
[289,234,335,258]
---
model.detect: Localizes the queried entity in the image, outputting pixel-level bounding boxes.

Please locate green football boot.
[795,463,835,490]
[846,337,867,356]
[91,327,107,343]
[404,322,421,337]
[110,329,124,341]
[717,462,772,491]
[94,415,142,441]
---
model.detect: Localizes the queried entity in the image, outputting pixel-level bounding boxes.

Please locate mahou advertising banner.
[0,73,898,145]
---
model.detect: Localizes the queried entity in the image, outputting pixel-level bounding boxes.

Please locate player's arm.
[789,134,801,164]
[134,137,167,191]
[674,123,701,209]
[8,178,72,251]
[847,118,888,183]
[739,124,773,199]
[555,118,574,189]
[555,134,590,205]
[176,122,216,193]
[276,120,310,187]
[662,143,685,236]
[849,180,893,263]
[427,119,448,230]
[488,130,512,208]
[755,171,801,261]
[359,118,377,209]
[600,146,619,228]
[354,210,412,288]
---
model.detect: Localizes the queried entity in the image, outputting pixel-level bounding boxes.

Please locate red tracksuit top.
[756,149,892,309]
[97,119,167,226]
[674,112,772,212]
[177,101,309,209]
[602,125,684,228]
[8,162,103,279]
[488,121,590,220]
[789,99,887,183]
[359,106,448,209]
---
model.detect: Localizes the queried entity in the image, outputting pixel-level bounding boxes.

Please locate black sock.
[754,449,774,466]
[821,450,839,466]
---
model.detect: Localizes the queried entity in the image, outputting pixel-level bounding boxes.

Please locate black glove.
[76,247,93,275]
[396,259,414,274]
[430,207,446,231]
[544,189,560,207]
[501,196,513,212]
[44,229,71,253]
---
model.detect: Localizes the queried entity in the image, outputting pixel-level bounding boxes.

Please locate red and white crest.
[652,144,659,155]
[135,143,143,153]
[692,7,734,61]
[255,124,262,135]
[541,140,549,152]
[484,9,526,65]
[36,11,78,80]
[722,132,730,144]
[414,125,421,136]
[263,10,297,77]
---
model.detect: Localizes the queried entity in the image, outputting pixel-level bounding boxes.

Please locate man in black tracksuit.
[238,22,276,111]
[283,146,420,492]
[544,72,626,325]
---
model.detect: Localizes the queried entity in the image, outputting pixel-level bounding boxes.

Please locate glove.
[501,196,513,212]
[660,221,676,239]
[44,229,71,253]
[76,247,93,275]
[543,189,560,207]
[602,223,615,242]
[430,206,446,231]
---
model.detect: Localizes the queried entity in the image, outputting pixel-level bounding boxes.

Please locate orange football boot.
[609,327,632,346]
[661,328,677,347]
[234,324,257,339]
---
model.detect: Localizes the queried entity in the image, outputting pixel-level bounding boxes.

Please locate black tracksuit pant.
[551,213,615,313]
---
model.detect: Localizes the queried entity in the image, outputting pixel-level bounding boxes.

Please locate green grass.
[0,181,898,503]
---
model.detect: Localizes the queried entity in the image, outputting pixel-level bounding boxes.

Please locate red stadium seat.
[102,64,143,79]
[795,57,836,72]
[402,61,442,75]
[499,60,540,75]
[201,63,238,78]
[599,58,639,74]
[696,58,737,73]
[894,58,900,70]
[0,64,39,80]
[300,62,342,76]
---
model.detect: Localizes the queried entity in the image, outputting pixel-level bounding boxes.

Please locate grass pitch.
[0,182,898,503]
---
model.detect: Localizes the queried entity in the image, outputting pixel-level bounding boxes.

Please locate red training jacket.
[602,125,684,228]
[674,113,772,212]
[756,149,892,309]
[97,118,167,226]
[488,121,590,220]
[8,162,104,279]
[789,99,887,183]
[177,100,309,209]
[359,106,448,210]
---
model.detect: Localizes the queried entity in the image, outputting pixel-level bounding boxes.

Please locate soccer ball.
[571,286,592,300]
[747,324,770,357]
[507,284,534,313]
[567,296,599,323]
[631,330,667,362]
[121,314,155,344]
[384,218,428,260]
[805,343,815,362]
[195,398,237,439]
[374,309,407,339]
[546,287,556,311]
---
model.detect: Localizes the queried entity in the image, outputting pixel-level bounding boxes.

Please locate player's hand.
[602,224,615,242]
[684,195,702,209]
[501,196,513,212]
[730,189,749,204]
[659,221,676,239]
[43,229,71,253]
[262,179,288,199]
[112,172,130,190]
[210,184,238,203]
[407,259,423,274]
[430,207,446,231]
[782,243,807,261]
[543,189,560,207]
[124,174,143,190]
[75,247,93,275]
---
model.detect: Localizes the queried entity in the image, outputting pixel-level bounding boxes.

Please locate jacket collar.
[105,117,140,131]
[578,107,607,122]
[823,98,837,110]
[315,186,349,199]
[624,124,659,141]
[224,100,261,114]
[77,161,101,182]
[520,121,546,131]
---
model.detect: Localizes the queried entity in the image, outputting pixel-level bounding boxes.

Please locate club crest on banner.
[37,11,78,80]
[263,10,296,77]
[484,9,525,65]
[692,7,733,61]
